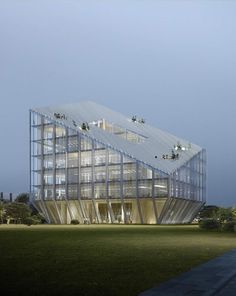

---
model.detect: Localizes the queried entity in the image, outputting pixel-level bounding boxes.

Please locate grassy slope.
[0,225,235,296]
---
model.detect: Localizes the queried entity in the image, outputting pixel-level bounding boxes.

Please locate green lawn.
[0,225,236,296]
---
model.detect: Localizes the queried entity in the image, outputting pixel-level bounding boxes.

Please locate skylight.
[91,119,147,144]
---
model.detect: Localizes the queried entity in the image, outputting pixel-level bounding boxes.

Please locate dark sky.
[0,0,235,206]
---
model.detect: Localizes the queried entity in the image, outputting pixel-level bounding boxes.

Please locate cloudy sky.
[0,0,235,206]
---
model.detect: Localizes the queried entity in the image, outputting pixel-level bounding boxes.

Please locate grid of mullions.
[170,149,206,202]
[30,111,206,205]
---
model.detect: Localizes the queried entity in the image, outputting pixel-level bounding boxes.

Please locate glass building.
[30,101,206,224]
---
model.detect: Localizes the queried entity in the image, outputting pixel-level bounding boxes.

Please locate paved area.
[139,249,236,296]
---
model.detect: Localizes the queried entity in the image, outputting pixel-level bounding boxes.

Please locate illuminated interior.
[30,104,206,224]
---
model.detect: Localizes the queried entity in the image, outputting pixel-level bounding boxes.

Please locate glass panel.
[81,167,92,183]
[33,171,41,186]
[56,154,66,169]
[44,171,53,185]
[43,125,53,139]
[108,165,121,181]
[32,112,42,126]
[56,126,66,138]
[56,169,66,185]
[44,186,53,200]
[94,166,106,182]
[81,151,92,167]
[94,183,106,199]
[81,136,92,151]
[44,155,53,169]
[33,142,42,156]
[68,135,79,152]
[154,179,168,197]
[68,168,78,184]
[138,180,152,198]
[138,164,152,180]
[153,170,161,179]
[68,152,78,168]
[56,185,65,200]
[108,149,121,164]
[81,184,92,199]
[43,139,53,154]
[94,150,106,166]
[68,128,77,136]
[56,137,66,153]
[123,163,136,181]
[108,182,120,198]
[123,181,136,198]
[44,117,52,124]
[68,185,77,199]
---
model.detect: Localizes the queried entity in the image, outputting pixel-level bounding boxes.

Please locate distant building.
[30,101,206,224]
[0,192,16,202]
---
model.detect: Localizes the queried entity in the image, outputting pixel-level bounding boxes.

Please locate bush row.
[199,219,236,232]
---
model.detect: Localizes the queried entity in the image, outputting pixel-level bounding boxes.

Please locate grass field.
[0,225,236,296]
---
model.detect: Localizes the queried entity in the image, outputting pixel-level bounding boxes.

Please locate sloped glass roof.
[31,101,203,175]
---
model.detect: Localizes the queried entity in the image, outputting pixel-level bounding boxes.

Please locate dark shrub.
[23,216,41,226]
[23,217,34,226]
[199,219,221,230]
[222,221,236,232]
[71,219,80,225]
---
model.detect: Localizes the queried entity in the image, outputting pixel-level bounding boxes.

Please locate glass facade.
[30,110,206,224]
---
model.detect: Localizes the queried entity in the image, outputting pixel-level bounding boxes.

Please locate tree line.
[0,193,45,225]
[198,205,236,231]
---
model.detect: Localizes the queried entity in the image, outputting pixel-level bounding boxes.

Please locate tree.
[0,202,6,224]
[5,202,31,224]
[15,193,29,204]
[214,207,233,222]
[231,208,236,219]
[199,205,235,222]
[199,205,219,219]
